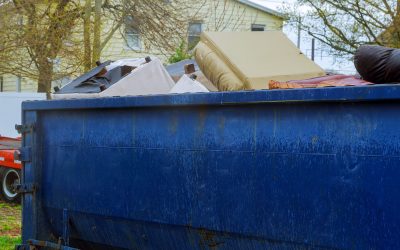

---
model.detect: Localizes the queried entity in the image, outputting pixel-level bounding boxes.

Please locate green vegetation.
[0,201,21,249]
[168,42,192,64]
[0,236,21,250]
[2,224,12,231]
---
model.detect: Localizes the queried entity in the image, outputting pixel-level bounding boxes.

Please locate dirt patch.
[0,201,21,237]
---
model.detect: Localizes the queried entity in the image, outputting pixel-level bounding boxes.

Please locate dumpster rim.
[22,84,400,111]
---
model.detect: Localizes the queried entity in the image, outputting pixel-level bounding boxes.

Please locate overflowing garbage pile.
[53,57,211,99]
[53,31,397,99]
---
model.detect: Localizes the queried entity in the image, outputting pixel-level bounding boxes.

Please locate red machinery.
[0,136,21,202]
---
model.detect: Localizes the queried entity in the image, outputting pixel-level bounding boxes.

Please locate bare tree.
[288,0,399,56]
[0,0,82,93]
[204,0,247,32]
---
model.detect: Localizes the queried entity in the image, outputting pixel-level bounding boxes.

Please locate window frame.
[188,21,203,48]
[251,24,266,32]
[125,17,142,50]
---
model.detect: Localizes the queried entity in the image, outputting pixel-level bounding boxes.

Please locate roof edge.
[235,0,286,19]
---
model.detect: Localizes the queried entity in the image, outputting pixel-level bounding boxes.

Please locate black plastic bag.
[354,45,400,84]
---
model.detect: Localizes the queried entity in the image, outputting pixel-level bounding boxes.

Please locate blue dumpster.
[18,85,400,249]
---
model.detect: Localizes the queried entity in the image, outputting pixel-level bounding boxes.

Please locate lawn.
[0,236,21,250]
[0,201,21,250]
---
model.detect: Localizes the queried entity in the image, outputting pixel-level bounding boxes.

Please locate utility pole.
[297,16,302,49]
[16,76,21,92]
[311,38,315,61]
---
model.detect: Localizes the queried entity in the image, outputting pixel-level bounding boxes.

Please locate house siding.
[0,74,36,92]
[101,0,283,62]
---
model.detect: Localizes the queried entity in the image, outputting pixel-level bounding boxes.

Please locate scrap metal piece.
[184,63,196,74]
[54,61,112,94]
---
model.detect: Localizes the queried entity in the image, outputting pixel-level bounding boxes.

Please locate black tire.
[0,167,21,203]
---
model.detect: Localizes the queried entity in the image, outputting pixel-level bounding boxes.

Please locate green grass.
[0,236,21,250]
[1,224,12,231]
[0,201,21,248]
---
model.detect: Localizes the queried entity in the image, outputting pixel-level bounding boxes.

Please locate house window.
[188,22,203,48]
[251,24,265,31]
[125,17,141,50]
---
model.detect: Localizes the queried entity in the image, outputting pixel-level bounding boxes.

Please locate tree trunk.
[37,61,54,94]
[83,0,92,71]
[92,0,102,67]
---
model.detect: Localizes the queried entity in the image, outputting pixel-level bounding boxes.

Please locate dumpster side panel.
[22,97,400,249]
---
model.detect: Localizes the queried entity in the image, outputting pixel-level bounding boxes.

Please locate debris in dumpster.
[98,57,174,97]
[269,75,373,89]
[194,31,325,91]
[184,63,196,74]
[105,58,148,71]
[191,72,218,92]
[54,58,154,97]
[166,59,218,92]
[54,61,112,94]
[166,59,198,82]
[169,74,210,94]
[355,45,400,84]
[52,57,175,99]
[52,31,392,98]
[195,40,247,91]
